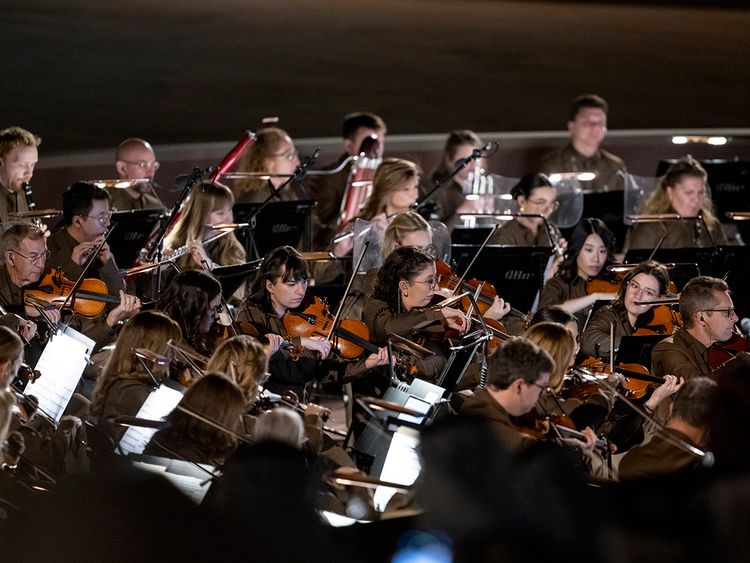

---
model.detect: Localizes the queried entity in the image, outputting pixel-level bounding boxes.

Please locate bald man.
[110,138,165,211]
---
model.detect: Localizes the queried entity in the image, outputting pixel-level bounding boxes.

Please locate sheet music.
[24,327,95,422]
[373,426,421,512]
[118,380,185,455]
[129,455,214,505]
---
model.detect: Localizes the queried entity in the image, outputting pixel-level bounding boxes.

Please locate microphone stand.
[414,142,497,218]
[244,149,320,261]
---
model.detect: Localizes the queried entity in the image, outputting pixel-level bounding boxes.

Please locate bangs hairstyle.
[248,246,310,308]
[557,218,616,283]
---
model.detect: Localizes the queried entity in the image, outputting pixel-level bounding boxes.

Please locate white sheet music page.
[25,327,95,422]
[373,426,421,512]
[119,381,185,455]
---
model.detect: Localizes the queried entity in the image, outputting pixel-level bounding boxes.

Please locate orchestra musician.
[87,311,182,433]
[47,182,142,337]
[537,94,627,193]
[0,127,39,222]
[232,127,308,203]
[487,172,566,254]
[428,129,484,229]
[236,246,389,399]
[143,373,247,466]
[530,306,580,342]
[163,181,246,273]
[457,336,596,454]
[627,156,728,250]
[363,246,468,382]
[309,111,387,250]
[538,218,618,326]
[580,261,671,358]
[109,138,165,211]
[651,276,739,381]
[155,270,223,361]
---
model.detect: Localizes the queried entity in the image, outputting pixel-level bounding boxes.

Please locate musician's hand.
[301,336,332,359]
[370,212,388,235]
[365,346,391,369]
[560,426,597,460]
[187,240,214,270]
[304,402,331,422]
[485,296,511,320]
[71,240,101,266]
[592,292,618,303]
[645,374,684,412]
[106,290,142,327]
[441,307,468,334]
[557,236,568,256]
[19,394,39,423]
[264,333,284,355]
[19,318,37,341]
[97,241,112,264]
[333,234,353,258]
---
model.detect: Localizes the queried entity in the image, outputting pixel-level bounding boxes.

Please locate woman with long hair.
[628,157,727,249]
[164,180,245,272]
[88,311,182,425]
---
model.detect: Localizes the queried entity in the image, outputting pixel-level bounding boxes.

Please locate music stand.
[615,334,670,369]
[212,261,262,300]
[582,190,627,252]
[109,209,163,267]
[232,199,315,258]
[451,244,551,314]
[713,245,750,319]
[624,249,709,291]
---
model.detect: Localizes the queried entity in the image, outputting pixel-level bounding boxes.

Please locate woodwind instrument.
[337,134,382,229]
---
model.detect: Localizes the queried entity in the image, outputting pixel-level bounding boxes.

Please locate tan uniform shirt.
[651,327,711,380]
[537,142,626,193]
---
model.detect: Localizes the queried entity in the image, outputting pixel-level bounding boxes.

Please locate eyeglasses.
[12,249,50,266]
[121,160,160,171]
[704,307,736,319]
[527,198,560,211]
[410,274,441,290]
[626,280,658,300]
[86,211,113,225]
[272,149,298,161]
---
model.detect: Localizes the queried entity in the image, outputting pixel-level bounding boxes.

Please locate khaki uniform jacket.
[537,142,626,193]
[651,327,711,381]
[457,388,535,452]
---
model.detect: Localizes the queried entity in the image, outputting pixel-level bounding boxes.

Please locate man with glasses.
[109,138,164,211]
[458,337,596,454]
[47,182,141,342]
[537,94,626,193]
[652,276,739,380]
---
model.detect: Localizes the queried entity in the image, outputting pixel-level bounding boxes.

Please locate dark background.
[3,0,749,152]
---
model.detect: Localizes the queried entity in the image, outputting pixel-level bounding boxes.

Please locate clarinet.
[22,182,36,211]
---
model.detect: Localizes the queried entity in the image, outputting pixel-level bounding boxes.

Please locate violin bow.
[326,239,370,342]
[57,222,118,323]
[449,223,501,297]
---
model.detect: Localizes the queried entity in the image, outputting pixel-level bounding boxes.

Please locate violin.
[283,295,380,360]
[23,269,121,318]
[572,358,664,399]
[632,302,683,336]
[435,260,500,316]
[707,328,749,370]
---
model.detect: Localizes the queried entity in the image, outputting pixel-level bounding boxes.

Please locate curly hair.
[207,335,268,403]
[156,270,222,354]
[372,246,434,312]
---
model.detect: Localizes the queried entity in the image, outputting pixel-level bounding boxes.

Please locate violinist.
[538,218,618,326]
[428,129,484,229]
[110,138,165,212]
[0,127,38,222]
[580,260,671,358]
[155,270,223,362]
[46,182,141,343]
[233,127,308,204]
[87,311,182,435]
[651,276,739,381]
[530,306,579,342]
[457,337,596,454]
[487,172,565,253]
[619,376,715,480]
[309,111,387,250]
[163,181,246,274]
[364,246,468,382]
[236,246,389,399]
[627,157,727,250]
[143,373,247,466]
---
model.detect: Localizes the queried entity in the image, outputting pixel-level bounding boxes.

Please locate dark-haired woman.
[236,246,388,399]
[628,157,727,250]
[539,218,618,325]
[580,261,671,357]
[363,246,468,382]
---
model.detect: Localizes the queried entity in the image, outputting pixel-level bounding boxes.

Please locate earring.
[403,291,408,297]
[519,206,525,213]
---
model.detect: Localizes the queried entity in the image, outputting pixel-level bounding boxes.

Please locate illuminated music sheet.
[129,455,214,505]
[372,425,421,512]
[24,327,95,422]
[118,379,185,455]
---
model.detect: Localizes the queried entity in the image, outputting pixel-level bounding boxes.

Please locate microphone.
[453,141,497,168]
[739,317,750,335]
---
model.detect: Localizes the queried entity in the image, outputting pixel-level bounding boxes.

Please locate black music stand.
[212,261,262,300]
[624,248,709,292]
[713,245,750,319]
[582,190,626,252]
[109,209,163,267]
[232,200,315,258]
[451,244,551,314]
